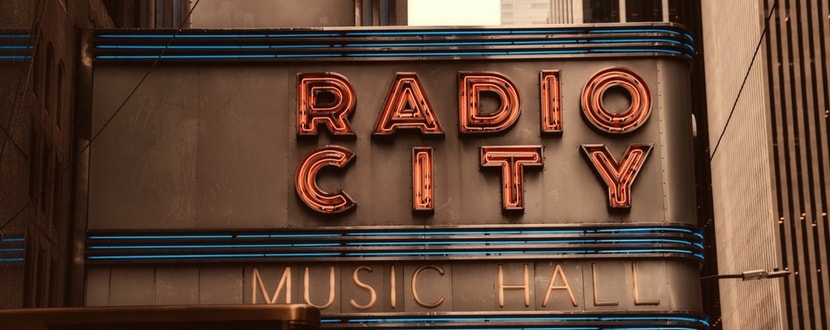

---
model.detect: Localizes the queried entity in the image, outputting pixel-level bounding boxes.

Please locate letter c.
[295,145,356,213]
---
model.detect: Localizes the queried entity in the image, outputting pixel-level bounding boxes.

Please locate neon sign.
[295,68,653,214]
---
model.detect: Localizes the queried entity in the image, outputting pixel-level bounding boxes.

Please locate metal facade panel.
[88,58,694,229]
[83,25,704,329]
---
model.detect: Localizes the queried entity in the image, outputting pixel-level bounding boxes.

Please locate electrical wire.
[0,0,202,233]
[709,0,779,161]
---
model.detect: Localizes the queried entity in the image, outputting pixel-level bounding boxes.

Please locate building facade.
[9,1,828,329]
[701,0,830,329]
[0,0,118,308]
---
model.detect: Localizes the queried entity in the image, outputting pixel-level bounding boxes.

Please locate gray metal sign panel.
[82,25,705,329]
[88,40,695,230]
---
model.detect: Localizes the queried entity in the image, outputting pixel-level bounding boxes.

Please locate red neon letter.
[580,144,652,209]
[581,68,651,134]
[480,146,544,211]
[295,146,356,213]
[373,73,444,136]
[297,73,356,136]
[412,147,434,213]
[540,70,562,134]
[459,72,521,134]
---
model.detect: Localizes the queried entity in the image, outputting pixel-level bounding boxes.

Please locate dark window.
[56,61,64,129]
[28,124,40,199]
[52,159,63,230]
[668,0,694,29]
[583,0,620,23]
[40,145,52,213]
[626,0,663,22]
[359,0,393,26]
[32,37,40,96]
[44,43,53,113]
[49,257,60,306]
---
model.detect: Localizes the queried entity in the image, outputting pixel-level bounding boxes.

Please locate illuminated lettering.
[540,70,562,134]
[411,265,445,308]
[581,68,651,134]
[390,265,397,309]
[591,263,619,306]
[459,72,521,134]
[297,72,356,135]
[411,147,434,213]
[295,146,356,213]
[480,146,544,211]
[373,73,444,135]
[252,267,291,304]
[303,266,335,309]
[351,266,378,310]
[541,264,578,307]
[580,144,652,209]
[632,262,660,305]
[497,264,530,307]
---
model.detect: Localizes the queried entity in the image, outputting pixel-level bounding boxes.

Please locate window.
[626,0,662,22]
[358,0,396,26]
[44,43,53,113]
[40,144,52,213]
[28,123,41,199]
[52,158,63,231]
[583,0,620,23]
[56,61,64,129]
[32,38,40,96]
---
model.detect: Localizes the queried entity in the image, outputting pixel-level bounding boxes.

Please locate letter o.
[581,68,651,134]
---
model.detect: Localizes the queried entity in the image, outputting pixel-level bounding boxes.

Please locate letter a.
[373,73,444,136]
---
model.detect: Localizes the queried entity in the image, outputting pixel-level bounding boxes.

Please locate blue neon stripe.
[1,237,24,242]
[333,315,706,324]
[235,233,342,238]
[87,248,700,260]
[96,44,333,50]
[0,248,24,252]
[342,238,697,246]
[88,252,342,260]
[0,258,24,262]
[88,234,234,240]
[0,55,31,59]
[595,227,694,234]
[88,242,340,249]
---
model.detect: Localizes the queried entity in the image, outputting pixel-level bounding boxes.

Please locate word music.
[295,68,653,214]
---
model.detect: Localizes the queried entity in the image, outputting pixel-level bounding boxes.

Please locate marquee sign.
[83,24,706,329]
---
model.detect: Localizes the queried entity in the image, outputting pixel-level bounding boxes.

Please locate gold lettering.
[350,266,378,310]
[541,264,577,307]
[303,266,335,309]
[591,263,619,306]
[497,264,530,307]
[412,265,445,308]
[632,262,660,305]
[251,267,291,304]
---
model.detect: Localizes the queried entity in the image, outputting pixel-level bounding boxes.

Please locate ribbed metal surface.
[549,0,574,24]
[85,225,704,264]
[763,0,830,329]
[91,24,695,61]
[700,1,784,329]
